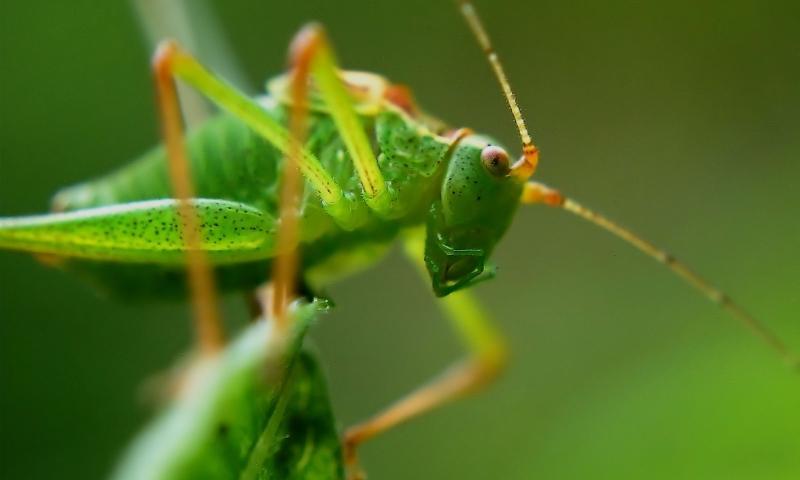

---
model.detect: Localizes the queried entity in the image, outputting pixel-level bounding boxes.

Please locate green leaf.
[111,301,343,480]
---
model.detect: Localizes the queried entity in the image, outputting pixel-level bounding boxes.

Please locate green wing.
[0,199,276,264]
[111,300,343,480]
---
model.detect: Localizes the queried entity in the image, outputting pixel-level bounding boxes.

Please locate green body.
[0,72,523,297]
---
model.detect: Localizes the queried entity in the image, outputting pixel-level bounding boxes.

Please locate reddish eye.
[480,145,510,176]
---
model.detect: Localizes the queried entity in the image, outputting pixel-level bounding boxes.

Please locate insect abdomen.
[53,112,283,215]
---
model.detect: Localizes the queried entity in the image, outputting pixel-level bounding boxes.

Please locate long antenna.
[457,0,539,180]
[522,182,799,370]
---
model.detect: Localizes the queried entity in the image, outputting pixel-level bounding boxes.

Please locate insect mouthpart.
[446,256,481,279]
[426,227,497,297]
[434,254,496,297]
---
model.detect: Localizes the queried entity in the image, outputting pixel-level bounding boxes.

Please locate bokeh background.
[1,0,798,478]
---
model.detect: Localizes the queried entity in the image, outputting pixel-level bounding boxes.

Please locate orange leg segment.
[152,42,224,355]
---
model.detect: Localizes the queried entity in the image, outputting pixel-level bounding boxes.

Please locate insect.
[0,1,796,478]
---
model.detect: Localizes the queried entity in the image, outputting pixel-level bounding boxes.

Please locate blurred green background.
[1,0,798,478]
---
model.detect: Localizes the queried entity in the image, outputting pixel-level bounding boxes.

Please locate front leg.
[342,228,507,479]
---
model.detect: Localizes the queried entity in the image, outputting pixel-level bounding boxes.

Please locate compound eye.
[480,145,510,176]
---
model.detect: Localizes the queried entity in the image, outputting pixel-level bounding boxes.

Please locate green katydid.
[0,1,796,479]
